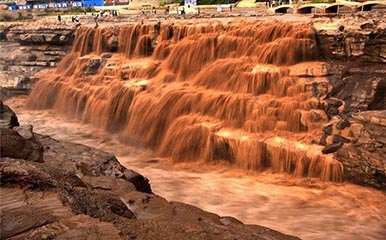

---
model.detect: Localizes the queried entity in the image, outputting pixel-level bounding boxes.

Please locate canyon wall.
[314,14,386,189]
[0,24,75,91]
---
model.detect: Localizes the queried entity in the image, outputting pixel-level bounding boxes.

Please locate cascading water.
[26,20,343,182]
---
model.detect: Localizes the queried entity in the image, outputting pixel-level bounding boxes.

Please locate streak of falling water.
[7,97,386,240]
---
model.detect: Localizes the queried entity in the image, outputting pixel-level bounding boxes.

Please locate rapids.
[18,18,386,239]
[26,19,342,181]
[7,97,386,240]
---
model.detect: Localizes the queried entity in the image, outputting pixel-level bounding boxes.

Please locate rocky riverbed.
[0,102,299,239]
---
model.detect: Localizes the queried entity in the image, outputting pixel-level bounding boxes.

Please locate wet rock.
[335,111,386,189]
[322,142,343,154]
[0,128,43,162]
[123,169,152,193]
[336,119,351,130]
[333,134,351,144]
[324,98,342,118]
[319,133,328,146]
[324,63,385,117]
[289,62,332,77]
[0,101,19,128]
[368,78,386,110]
[101,53,113,59]
[86,57,101,75]
[15,76,31,89]
[14,124,34,140]
[322,124,333,135]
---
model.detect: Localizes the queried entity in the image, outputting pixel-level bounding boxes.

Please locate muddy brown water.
[8,18,386,239]
[7,97,386,240]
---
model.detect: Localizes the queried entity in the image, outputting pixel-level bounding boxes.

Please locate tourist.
[93,14,99,28]
[74,16,81,26]
[57,15,61,24]
[230,4,232,12]
[197,7,200,14]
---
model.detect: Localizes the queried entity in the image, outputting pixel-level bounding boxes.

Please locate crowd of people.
[56,8,121,27]
[57,3,242,26]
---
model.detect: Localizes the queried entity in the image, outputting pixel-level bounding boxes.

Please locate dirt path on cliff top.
[6,97,386,240]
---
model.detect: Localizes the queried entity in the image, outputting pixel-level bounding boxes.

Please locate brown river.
[7,97,386,240]
[5,17,386,240]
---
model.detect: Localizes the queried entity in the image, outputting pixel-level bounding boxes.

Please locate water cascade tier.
[27,20,343,181]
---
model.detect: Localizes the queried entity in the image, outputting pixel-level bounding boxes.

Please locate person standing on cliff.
[93,14,99,28]
[57,15,61,24]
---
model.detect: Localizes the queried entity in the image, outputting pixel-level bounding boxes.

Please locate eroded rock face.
[335,111,386,189]
[315,13,386,63]
[0,106,299,240]
[0,100,19,128]
[6,25,75,45]
[315,63,385,188]
[0,128,43,162]
[0,25,75,91]
[312,14,386,189]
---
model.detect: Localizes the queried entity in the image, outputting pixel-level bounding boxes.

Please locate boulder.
[332,134,351,144]
[324,98,343,118]
[0,101,19,128]
[14,124,34,140]
[319,133,327,146]
[336,119,350,130]
[322,142,343,154]
[322,124,333,136]
[0,128,43,162]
